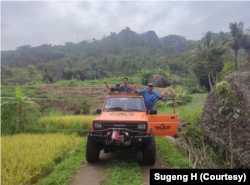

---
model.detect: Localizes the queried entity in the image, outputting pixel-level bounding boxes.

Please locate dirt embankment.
[34,85,108,114]
[33,85,176,114]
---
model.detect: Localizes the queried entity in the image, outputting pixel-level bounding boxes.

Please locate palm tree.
[195,31,215,90]
[227,22,246,69]
[243,33,250,67]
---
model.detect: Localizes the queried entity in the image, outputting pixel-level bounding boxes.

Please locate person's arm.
[159,92,166,99]
[133,84,138,92]
[104,80,111,90]
[138,84,142,90]
[134,84,146,94]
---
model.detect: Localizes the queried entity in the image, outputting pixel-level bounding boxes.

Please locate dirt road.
[70,149,170,185]
[69,152,112,185]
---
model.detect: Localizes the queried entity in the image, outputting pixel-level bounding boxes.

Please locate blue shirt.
[139,89,160,111]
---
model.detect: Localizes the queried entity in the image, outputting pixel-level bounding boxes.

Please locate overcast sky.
[1,1,250,51]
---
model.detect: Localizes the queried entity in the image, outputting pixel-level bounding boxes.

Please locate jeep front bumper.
[88,127,153,146]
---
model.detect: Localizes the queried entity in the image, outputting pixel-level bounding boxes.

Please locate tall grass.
[37,115,96,130]
[1,133,83,185]
[179,107,203,124]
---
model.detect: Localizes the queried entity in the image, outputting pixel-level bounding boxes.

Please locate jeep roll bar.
[148,98,176,114]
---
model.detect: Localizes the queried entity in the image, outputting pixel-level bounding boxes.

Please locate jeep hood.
[93,111,147,122]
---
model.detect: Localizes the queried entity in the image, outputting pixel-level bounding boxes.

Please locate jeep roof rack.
[109,92,142,96]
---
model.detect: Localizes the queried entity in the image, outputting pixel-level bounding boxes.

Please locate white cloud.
[1,1,250,50]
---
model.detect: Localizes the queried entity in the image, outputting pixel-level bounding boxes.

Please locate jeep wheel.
[142,135,156,165]
[86,138,100,162]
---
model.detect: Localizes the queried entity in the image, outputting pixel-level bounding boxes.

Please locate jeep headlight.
[94,122,102,129]
[138,123,146,130]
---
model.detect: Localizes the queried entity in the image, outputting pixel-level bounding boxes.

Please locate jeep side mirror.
[149,110,157,114]
[97,109,102,114]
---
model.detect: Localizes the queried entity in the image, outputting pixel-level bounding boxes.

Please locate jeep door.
[147,98,178,136]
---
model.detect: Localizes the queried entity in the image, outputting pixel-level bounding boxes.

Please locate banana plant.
[1,83,42,132]
[174,87,187,106]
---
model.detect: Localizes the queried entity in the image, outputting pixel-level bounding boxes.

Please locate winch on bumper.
[88,127,153,146]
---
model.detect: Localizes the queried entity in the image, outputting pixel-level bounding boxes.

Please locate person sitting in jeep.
[104,80,121,92]
[120,77,129,92]
[125,84,136,93]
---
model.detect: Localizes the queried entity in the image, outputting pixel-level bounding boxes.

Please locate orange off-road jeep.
[86,92,178,165]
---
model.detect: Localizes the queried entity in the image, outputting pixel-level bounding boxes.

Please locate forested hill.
[1,25,248,89]
[1,27,189,68]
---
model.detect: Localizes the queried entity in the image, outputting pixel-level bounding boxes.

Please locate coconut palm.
[227,22,249,69]
[243,33,250,67]
[191,31,215,90]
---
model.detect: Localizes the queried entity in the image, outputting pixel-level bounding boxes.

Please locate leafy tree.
[27,65,37,77]
[215,81,244,169]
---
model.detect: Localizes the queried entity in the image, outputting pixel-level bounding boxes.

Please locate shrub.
[80,96,91,114]
[218,61,236,81]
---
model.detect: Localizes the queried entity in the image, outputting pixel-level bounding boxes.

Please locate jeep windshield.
[103,97,145,112]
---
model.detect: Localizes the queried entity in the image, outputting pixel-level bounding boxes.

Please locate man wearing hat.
[104,80,121,92]
[134,83,165,112]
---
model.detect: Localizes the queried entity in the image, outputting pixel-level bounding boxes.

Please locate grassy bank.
[155,136,193,169]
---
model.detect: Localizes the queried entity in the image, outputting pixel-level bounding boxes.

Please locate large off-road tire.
[142,135,156,165]
[86,138,100,162]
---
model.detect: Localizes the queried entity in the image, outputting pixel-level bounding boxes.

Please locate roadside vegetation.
[175,106,245,168]
[155,137,193,169]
